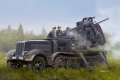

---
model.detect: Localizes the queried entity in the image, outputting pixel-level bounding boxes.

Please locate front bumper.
[5,55,36,61]
[5,56,24,60]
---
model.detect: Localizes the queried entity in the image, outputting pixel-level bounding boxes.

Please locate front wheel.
[28,57,45,72]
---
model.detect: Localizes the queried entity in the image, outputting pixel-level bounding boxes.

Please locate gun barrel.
[98,18,109,24]
[91,16,95,18]
[89,16,95,19]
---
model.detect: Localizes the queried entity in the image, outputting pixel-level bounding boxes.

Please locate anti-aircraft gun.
[74,17,109,49]
[5,17,111,72]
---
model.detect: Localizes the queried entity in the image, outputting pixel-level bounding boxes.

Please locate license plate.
[19,57,23,60]
[12,57,16,59]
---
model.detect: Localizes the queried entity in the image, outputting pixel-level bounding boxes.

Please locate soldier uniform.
[91,29,102,47]
[47,27,56,38]
[63,27,70,36]
[95,30,102,45]
[56,26,63,37]
[80,18,95,39]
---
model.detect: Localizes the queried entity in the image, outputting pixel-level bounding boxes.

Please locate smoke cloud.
[67,29,92,49]
[96,2,120,59]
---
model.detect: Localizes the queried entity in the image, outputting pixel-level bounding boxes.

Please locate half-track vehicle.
[5,17,111,72]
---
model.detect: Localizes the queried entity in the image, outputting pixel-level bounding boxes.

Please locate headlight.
[11,52,14,56]
[22,51,28,56]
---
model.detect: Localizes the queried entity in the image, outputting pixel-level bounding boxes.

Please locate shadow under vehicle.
[5,17,111,72]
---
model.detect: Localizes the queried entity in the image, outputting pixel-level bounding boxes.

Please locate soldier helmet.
[66,27,70,30]
[85,17,89,20]
[58,26,61,28]
[52,27,56,29]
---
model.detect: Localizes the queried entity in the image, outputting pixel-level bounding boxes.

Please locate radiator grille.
[16,42,25,56]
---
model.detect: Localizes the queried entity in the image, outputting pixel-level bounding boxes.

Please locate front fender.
[5,49,16,60]
[24,49,46,61]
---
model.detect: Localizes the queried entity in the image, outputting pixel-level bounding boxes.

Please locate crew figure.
[80,18,96,39]
[56,26,63,37]
[47,27,56,38]
[63,27,71,36]
[95,29,102,45]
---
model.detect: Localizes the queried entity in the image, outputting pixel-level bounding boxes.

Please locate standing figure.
[63,27,71,36]
[95,29,102,45]
[56,26,63,37]
[47,27,56,38]
[90,29,102,47]
[80,18,96,39]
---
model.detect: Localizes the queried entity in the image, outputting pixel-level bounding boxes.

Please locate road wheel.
[53,55,65,69]
[76,59,81,68]
[29,57,45,72]
[65,59,73,69]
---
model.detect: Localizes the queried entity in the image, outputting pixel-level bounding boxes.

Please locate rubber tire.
[29,57,45,72]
